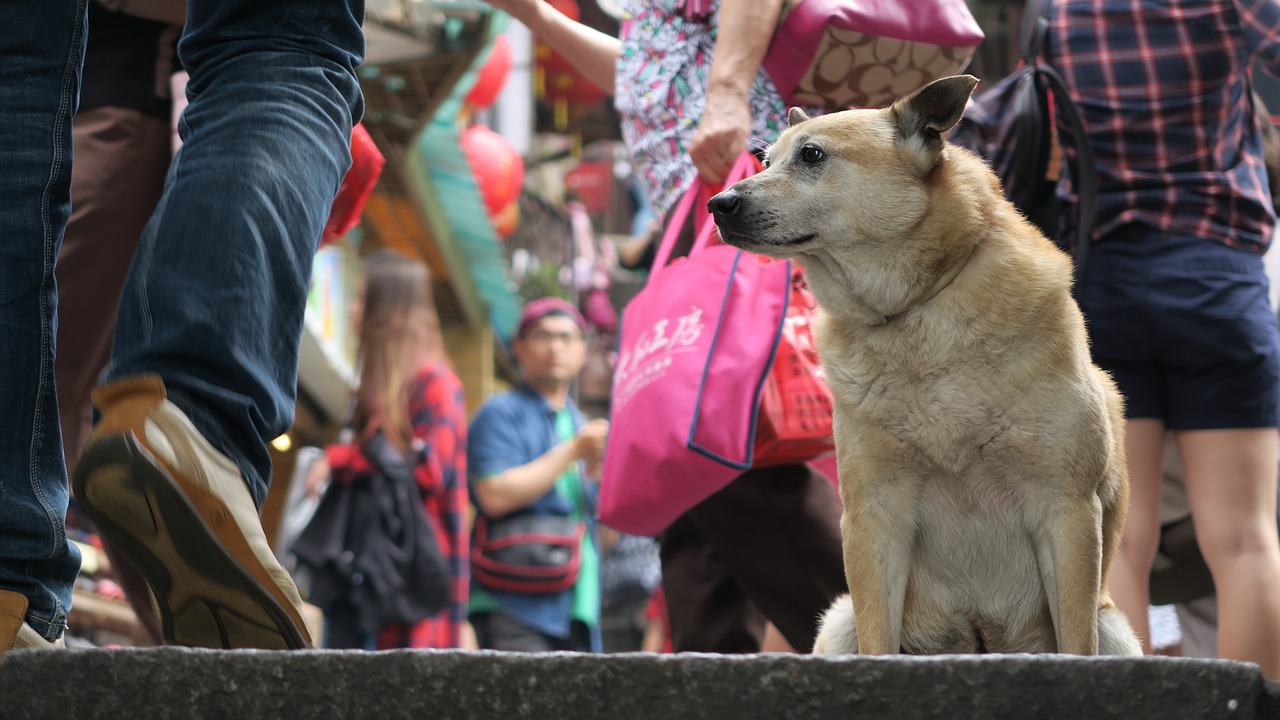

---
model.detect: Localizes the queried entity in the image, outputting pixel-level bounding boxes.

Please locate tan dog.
[708,75,1141,656]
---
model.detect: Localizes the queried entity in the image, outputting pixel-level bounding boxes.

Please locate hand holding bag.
[598,154,794,536]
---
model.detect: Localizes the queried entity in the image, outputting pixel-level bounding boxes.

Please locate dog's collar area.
[876,245,978,326]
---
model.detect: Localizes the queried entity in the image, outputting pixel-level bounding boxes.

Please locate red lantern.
[493,200,520,239]
[535,0,608,116]
[460,124,524,217]
[465,34,513,110]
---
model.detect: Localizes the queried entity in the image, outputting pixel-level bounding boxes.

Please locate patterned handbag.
[681,0,984,111]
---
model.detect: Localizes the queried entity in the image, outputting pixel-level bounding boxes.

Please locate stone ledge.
[2,649,1277,720]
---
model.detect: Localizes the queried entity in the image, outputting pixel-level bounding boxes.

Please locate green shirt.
[468,409,600,628]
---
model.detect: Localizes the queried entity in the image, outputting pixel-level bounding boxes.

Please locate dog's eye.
[799,145,825,164]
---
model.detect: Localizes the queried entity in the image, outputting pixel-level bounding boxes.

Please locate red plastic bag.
[321,123,385,246]
[753,270,835,466]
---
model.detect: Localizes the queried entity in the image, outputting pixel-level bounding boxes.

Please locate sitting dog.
[708,75,1141,656]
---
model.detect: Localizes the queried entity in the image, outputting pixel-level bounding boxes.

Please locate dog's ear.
[891,75,979,166]
[789,107,811,127]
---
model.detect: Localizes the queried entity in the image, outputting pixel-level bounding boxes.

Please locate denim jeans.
[0,0,364,640]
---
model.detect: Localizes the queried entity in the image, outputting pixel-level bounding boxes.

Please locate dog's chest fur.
[818,308,1083,652]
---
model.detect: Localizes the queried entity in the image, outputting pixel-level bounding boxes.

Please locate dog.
[708,75,1141,656]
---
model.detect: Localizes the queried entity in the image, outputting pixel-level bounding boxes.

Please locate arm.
[409,372,471,642]
[93,0,186,25]
[485,0,620,92]
[472,418,609,518]
[687,0,785,184]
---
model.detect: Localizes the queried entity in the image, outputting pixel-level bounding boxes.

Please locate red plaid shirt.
[329,362,469,649]
[1047,0,1280,251]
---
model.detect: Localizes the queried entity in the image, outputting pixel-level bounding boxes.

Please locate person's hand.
[573,418,610,468]
[688,89,752,185]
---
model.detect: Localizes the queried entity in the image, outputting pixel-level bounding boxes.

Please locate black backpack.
[951,0,1097,271]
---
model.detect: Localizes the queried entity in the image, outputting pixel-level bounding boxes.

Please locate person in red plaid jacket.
[324,251,473,649]
[1047,0,1280,678]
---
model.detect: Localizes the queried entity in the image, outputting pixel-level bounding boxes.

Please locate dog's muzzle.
[708,189,749,239]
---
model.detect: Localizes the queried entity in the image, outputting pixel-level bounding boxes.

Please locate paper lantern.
[321,122,385,246]
[493,200,520,239]
[534,0,608,126]
[465,34,513,110]
[460,124,525,217]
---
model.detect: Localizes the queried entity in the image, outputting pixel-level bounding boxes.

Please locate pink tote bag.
[599,155,793,536]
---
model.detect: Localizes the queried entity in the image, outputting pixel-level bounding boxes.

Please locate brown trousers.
[659,463,845,653]
[56,105,172,644]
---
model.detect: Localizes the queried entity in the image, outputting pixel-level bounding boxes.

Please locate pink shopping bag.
[599,155,793,536]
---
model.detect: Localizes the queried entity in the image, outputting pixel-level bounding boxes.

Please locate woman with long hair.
[325,250,473,649]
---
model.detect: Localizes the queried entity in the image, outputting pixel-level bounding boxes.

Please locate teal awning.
[407,14,521,340]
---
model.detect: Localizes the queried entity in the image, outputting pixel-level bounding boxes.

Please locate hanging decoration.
[535,0,609,130]
[493,200,521,239]
[459,124,525,232]
[464,33,513,111]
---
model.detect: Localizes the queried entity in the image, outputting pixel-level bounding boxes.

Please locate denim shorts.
[1075,226,1280,429]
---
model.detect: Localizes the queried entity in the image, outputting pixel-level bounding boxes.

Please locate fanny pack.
[471,513,585,594]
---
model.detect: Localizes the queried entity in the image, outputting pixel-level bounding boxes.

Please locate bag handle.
[650,153,763,274]
[1021,0,1096,268]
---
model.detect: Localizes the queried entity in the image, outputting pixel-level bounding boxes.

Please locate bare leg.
[1178,428,1280,679]
[1106,418,1165,654]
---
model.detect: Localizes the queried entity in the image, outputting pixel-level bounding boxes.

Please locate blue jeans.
[0,0,364,640]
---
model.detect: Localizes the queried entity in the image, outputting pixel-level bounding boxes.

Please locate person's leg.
[1107,418,1166,653]
[71,0,364,650]
[0,0,86,648]
[685,464,846,653]
[57,106,172,646]
[104,0,364,501]
[1178,429,1280,678]
[1160,237,1280,678]
[658,510,766,653]
[56,106,170,468]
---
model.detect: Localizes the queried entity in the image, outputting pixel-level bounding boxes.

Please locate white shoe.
[0,590,64,654]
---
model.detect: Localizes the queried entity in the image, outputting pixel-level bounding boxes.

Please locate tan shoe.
[0,590,64,654]
[71,375,313,649]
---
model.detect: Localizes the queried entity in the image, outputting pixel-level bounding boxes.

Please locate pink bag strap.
[650,153,761,274]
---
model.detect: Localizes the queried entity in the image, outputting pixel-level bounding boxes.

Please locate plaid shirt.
[1046,0,1280,252]
[327,362,470,649]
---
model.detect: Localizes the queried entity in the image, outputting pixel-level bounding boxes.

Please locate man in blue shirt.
[468,298,609,651]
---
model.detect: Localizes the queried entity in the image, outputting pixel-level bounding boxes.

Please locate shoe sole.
[72,433,309,650]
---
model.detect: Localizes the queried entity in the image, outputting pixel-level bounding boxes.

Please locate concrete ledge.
[2,649,1277,719]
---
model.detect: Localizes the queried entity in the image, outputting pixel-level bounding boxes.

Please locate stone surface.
[1,649,1278,719]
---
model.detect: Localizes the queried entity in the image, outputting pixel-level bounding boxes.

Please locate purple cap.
[517,297,586,338]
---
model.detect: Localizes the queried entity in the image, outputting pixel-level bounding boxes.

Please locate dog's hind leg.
[812,595,859,655]
[1097,605,1143,656]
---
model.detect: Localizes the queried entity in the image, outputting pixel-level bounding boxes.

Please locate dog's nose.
[707,191,741,218]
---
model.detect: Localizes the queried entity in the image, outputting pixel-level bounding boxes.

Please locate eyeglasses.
[523,329,585,346]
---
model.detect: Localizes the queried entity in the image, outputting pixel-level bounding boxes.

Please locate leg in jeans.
[71,0,364,649]
[0,0,87,645]
[105,0,365,500]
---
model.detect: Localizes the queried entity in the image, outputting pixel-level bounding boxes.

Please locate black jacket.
[292,431,450,638]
